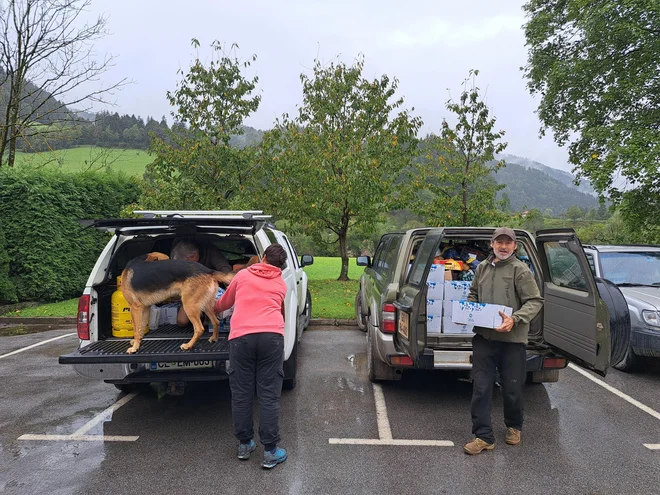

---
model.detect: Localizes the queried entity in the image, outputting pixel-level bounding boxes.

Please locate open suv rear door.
[392,229,444,367]
[535,229,611,375]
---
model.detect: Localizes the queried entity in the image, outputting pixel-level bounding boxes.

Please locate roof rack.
[134,210,271,220]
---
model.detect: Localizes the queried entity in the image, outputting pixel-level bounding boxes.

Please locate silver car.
[583,245,660,371]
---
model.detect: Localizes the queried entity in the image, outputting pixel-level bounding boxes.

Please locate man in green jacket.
[463,227,544,455]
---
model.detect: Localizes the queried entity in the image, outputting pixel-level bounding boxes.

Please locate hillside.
[498,153,596,196]
[494,161,599,214]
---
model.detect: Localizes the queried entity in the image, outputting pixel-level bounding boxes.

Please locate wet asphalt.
[1,327,659,495]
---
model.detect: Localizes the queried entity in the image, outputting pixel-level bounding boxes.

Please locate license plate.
[398,312,409,339]
[150,361,213,371]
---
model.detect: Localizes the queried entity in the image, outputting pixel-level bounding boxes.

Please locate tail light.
[77,294,90,340]
[390,355,413,366]
[381,303,397,334]
[543,357,567,369]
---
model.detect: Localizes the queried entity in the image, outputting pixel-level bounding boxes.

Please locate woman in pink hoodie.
[215,243,288,469]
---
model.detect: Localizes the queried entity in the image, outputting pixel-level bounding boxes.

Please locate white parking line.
[644,444,660,451]
[568,363,660,421]
[19,392,139,442]
[0,333,76,359]
[372,383,393,440]
[328,382,454,447]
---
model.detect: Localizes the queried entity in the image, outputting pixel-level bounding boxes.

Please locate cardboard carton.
[426,280,444,299]
[427,315,442,335]
[443,300,453,318]
[444,281,472,301]
[442,316,474,334]
[451,301,513,329]
[426,298,443,317]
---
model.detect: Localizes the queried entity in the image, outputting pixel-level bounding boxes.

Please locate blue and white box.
[451,301,513,329]
[443,300,453,318]
[426,280,444,299]
[444,281,472,301]
[427,315,442,335]
[442,316,474,334]
[426,298,443,317]
[426,264,445,299]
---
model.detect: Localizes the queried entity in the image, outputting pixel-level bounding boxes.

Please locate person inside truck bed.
[170,238,232,327]
[215,243,288,469]
[463,227,544,455]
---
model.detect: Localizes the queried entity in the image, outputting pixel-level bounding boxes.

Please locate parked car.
[583,244,660,371]
[59,210,313,391]
[356,227,628,383]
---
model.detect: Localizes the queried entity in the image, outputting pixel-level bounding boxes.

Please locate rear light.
[543,357,567,369]
[77,294,90,340]
[390,355,413,366]
[381,303,397,334]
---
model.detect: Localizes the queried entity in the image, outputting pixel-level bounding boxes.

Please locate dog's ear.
[246,255,260,267]
[145,252,170,262]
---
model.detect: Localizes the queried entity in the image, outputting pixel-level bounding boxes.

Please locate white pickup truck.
[59,210,313,391]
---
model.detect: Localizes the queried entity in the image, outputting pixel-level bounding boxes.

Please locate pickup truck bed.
[59,324,230,364]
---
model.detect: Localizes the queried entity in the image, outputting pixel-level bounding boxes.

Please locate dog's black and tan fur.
[120,252,235,354]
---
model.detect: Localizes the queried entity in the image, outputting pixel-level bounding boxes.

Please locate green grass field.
[14,146,151,176]
[2,257,365,320]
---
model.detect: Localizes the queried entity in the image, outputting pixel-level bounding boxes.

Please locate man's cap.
[491,227,517,242]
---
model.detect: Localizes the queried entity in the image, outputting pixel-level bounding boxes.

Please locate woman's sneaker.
[237,440,256,460]
[262,446,287,469]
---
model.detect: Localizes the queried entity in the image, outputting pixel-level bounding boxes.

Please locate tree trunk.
[338,231,349,281]
[461,180,468,226]
[337,210,350,281]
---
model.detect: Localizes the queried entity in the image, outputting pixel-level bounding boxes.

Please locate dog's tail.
[212,272,235,286]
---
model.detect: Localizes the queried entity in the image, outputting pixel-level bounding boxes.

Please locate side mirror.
[300,254,314,267]
[356,256,371,267]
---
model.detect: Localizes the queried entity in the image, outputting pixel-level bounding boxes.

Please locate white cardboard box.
[444,281,472,301]
[157,303,180,326]
[443,300,453,318]
[426,298,443,317]
[442,316,474,334]
[427,315,442,335]
[451,301,513,329]
[426,280,444,299]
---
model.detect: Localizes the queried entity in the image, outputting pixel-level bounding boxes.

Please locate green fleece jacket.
[467,254,544,344]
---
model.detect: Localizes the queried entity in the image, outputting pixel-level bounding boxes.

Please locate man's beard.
[494,250,513,261]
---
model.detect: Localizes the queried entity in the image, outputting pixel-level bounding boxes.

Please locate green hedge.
[0,168,140,303]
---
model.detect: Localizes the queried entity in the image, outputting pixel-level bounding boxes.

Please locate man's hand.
[495,312,514,333]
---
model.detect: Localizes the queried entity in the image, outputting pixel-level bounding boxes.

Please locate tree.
[523,208,544,234]
[402,70,507,227]
[566,205,583,222]
[144,40,260,209]
[522,1,660,217]
[257,56,422,280]
[0,0,125,167]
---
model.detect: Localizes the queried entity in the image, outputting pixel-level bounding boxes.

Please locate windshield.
[599,251,660,286]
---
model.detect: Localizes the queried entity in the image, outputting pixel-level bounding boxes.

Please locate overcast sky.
[78,0,573,171]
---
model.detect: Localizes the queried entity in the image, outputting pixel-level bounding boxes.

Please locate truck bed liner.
[59,324,230,364]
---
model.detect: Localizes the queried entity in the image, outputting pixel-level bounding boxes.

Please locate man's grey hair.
[171,239,200,260]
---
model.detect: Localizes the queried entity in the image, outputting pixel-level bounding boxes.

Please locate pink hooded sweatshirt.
[215,262,286,340]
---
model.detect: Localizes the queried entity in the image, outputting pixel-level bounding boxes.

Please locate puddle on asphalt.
[347,352,367,374]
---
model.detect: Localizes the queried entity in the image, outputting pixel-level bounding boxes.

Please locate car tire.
[283,338,298,390]
[355,291,367,332]
[301,290,312,331]
[367,323,399,382]
[613,344,640,372]
[595,278,631,368]
[113,383,138,393]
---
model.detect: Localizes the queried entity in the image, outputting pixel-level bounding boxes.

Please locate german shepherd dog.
[120,252,235,354]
